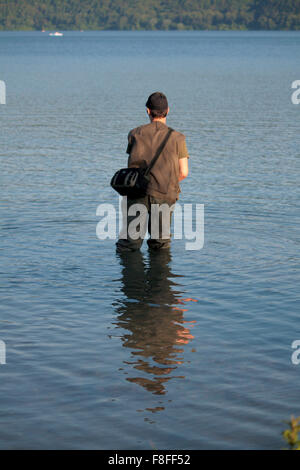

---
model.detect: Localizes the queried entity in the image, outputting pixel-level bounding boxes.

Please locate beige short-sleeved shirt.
[126,121,189,203]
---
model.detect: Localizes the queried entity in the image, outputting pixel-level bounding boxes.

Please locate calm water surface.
[0,31,300,449]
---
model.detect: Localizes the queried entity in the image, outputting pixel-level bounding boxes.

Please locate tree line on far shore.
[0,0,300,31]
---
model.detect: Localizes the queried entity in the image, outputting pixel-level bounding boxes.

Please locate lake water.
[0,30,300,450]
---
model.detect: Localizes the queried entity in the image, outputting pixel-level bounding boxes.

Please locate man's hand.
[179,157,189,181]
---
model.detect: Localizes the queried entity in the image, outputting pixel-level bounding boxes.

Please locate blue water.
[0,30,300,449]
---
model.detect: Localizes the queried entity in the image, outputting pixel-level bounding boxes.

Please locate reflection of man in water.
[114,250,195,395]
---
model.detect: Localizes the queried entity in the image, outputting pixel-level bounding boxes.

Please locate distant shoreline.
[1,0,299,33]
[0,28,300,32]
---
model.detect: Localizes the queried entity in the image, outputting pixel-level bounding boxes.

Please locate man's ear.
[146,107,151,115]
[166,107,170,115]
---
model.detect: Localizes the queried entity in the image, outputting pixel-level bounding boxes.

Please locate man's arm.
[179,157,189,181]
[177,135,189,181]
[126,131,133,166]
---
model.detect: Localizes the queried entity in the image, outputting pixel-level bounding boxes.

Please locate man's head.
[146,92,169,120]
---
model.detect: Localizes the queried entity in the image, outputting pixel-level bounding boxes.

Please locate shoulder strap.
[144,127,173,177]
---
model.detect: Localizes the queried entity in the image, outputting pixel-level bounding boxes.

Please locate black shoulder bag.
[110,127,173,199]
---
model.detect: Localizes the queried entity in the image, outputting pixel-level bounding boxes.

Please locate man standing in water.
[116,92,189,252]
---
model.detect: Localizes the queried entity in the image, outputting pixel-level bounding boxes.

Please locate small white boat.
[49,32,63,36]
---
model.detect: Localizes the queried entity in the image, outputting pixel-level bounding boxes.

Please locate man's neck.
[150,117,167,125]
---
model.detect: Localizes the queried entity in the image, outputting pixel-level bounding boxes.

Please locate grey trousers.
[116,194,175,252]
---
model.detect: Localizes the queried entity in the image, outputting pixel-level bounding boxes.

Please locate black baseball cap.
[146,92,168,111]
